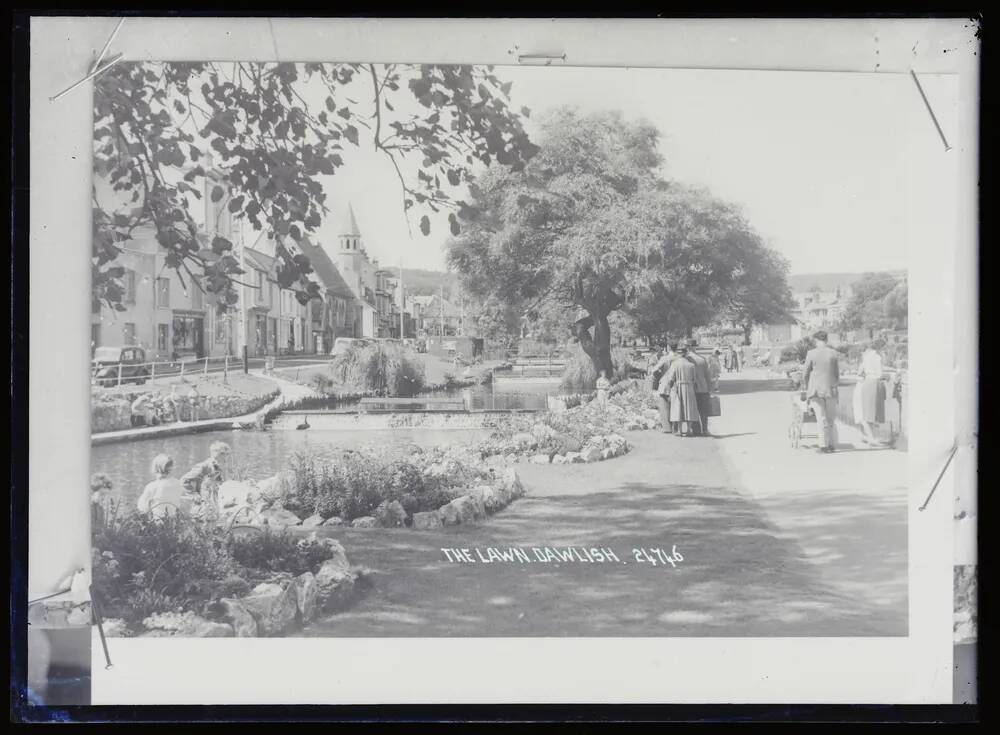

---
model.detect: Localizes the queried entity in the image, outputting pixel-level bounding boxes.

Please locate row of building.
[750,284,853,345]
[750,272,906,346]
[92,163,468,361]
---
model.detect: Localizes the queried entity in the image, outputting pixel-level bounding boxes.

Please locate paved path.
[304,370,907,637]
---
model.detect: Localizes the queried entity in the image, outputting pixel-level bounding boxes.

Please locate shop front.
[171,312,205,359]
[253,312,268,357]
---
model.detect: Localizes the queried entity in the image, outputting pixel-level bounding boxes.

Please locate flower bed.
[473,380,660,464]
[92,503,359,638]
[230,444,527,532]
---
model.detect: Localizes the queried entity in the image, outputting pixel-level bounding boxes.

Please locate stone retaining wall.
[92,385,280,433]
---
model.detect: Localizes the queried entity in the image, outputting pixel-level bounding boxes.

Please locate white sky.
[306,66,913,275]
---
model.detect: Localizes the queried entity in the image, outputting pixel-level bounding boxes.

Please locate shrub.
[330,343,426,396]
[283,447,479,522]
[91,510,237,626]
[225,528,333,578]
[559,346,630,392]
[91,394,131,432]
[309,372,334,393]
[91,496,336,630]
[779,337,815,364]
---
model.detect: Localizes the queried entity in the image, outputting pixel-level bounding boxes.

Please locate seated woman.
[137,454,186,519]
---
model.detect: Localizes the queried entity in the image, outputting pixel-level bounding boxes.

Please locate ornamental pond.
[92,381,556,506]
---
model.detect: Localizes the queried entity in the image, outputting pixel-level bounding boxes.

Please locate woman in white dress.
[137,454,187,519]
[854,342,887,445]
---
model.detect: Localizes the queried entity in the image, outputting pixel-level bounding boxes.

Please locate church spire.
[340,203,361,237]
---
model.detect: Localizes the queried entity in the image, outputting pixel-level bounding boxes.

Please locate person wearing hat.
[649,343,678,433]
[802,330,841,453]
[685,338,712,436]
[664,342,701,436]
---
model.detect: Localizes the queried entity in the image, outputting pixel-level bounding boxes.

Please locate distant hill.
[403,268,907,300]
[400,268,460,299]
[788,270,905,293]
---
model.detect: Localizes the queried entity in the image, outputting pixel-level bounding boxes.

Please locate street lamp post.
[398,264,405,339]
[240,244,249,373]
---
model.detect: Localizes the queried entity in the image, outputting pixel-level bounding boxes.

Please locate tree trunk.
[742,323,753,346]
[572,309,615,378]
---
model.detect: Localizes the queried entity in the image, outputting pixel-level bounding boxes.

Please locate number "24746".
[632,546,684,567]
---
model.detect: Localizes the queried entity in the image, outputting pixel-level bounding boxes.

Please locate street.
[92,352,333,394]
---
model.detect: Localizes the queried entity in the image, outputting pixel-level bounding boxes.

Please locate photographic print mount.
[18,15,978,712]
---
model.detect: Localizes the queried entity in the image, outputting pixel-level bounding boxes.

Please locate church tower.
[338,203,362,253]
[329,202,372,307]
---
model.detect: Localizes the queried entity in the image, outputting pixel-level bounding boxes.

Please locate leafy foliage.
[225,528,332,577]
[779,337,816,364]
[328,342,426,396]
[559,345,630,392]
[836,272,907,335]
[93,62,537,312]
[720,247,796,344]
[91,508,237,626]
[91,493,336,629]
[286,449,463,521]
[446,108,793,375]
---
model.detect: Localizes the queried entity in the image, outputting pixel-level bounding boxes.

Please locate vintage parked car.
[92,346,150,387]
[329,337,375,357]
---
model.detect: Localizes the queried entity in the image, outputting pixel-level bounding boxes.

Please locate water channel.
[92,380,558,505]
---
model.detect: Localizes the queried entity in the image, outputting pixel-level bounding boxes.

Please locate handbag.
[707,395,721,417]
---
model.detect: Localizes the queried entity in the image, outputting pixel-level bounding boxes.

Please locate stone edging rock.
[411,468,526,530]
[526,433,630,465]
[106,537,358,638]
[237,468,527,533]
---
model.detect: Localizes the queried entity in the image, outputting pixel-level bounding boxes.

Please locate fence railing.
[91,354,242,389]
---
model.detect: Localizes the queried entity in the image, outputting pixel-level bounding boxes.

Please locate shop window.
[155,278,170,308]
[123,270,136,304]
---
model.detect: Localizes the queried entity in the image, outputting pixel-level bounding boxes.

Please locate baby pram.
[788,392,820,449]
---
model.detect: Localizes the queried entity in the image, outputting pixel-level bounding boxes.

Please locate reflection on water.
[462,382,555,411]
[91,427,492,506]
[286,381,556,413]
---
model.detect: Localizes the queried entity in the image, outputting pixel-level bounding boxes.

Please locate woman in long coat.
[665,345,701,436]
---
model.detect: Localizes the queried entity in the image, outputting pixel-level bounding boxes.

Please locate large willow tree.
[446,107,792,376]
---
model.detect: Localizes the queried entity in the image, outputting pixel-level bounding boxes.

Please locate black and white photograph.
[86,59,916,639]
[18,15,978,712]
